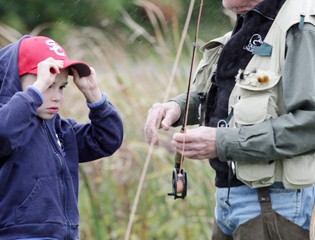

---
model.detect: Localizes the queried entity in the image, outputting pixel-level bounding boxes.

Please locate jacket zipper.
[42,120,71,239]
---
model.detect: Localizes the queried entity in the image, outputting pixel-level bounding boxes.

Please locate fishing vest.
[229,0,315,189]
[193,0,315,189]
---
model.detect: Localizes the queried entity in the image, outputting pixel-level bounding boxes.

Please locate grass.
[0,1,233,239]
[61,26,218,240]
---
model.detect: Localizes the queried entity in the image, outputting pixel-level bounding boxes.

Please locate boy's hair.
[18,36,91,77]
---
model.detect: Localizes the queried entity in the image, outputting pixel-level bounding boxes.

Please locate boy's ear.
[20,74,37,90]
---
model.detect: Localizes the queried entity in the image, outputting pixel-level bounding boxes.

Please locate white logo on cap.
[45,39,66,57]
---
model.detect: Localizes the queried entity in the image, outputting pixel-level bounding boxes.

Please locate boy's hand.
[32,57,64,93]
[71,67,102,103]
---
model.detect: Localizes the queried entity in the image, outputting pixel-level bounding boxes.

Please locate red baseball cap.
[18,36,91,77]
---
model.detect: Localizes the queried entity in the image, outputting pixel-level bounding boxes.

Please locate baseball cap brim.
[64,61,91,77]
[25,60,91,77]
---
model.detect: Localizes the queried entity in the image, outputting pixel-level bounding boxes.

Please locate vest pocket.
[231,70,281,187]
[233,70,281,126]
[234,95,270,125]
[236,161,276,188]
[282,152,315,188]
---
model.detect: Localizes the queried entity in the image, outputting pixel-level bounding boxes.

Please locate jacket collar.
[251,0,286,20]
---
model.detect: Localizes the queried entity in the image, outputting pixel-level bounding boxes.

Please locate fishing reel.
[168,167,187,199]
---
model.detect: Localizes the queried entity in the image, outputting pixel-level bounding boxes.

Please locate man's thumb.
[161,118,171,130]
[161,110,178,130]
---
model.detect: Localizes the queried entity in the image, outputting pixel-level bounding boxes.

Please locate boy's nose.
[51,91,63,102]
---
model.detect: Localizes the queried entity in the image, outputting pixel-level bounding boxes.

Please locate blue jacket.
[0,36,123,239]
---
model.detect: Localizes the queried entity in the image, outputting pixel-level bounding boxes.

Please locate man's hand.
[144,101,181,145]
[172,126,217,160]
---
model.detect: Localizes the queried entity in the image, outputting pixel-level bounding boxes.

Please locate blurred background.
[0,0,235,239]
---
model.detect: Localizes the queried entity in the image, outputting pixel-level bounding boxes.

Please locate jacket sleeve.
[0,88,43,157]
[169,92,200,127]
[216,23,315,162]
[66,95,123,163]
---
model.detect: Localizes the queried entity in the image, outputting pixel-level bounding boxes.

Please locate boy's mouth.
[47,107,59,114]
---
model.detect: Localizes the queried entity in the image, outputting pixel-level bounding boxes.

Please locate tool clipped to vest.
[217,109,236,206]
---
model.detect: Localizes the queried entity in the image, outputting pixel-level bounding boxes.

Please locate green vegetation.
[0,0,231,41]
[0,1,234,239]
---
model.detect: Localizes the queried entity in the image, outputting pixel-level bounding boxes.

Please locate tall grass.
[61,25,218,240]
[0,1,233,239]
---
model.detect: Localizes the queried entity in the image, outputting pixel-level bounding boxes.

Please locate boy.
[0,35,123,239]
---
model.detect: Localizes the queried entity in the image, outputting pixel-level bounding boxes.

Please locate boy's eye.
[48,82,56,88]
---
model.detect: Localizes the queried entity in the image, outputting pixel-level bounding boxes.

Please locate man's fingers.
[144,109,162,145]
[144,101,181,144]
[161,104,180,130]
[161,118,171,130]
[171,127,217,159]
[144,125,159,145]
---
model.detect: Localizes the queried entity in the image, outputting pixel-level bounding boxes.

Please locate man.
[144,0,315,239]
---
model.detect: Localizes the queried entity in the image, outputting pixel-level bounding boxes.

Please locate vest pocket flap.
[282,153,315,188]
[235,70,281,91]
[234,95,269,125]
[236,160,275,188]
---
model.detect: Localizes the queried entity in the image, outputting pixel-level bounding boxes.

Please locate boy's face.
[21,69,69,119]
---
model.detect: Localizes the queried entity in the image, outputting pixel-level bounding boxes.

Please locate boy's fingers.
[71,67,80,80]
[89,67,95,75]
